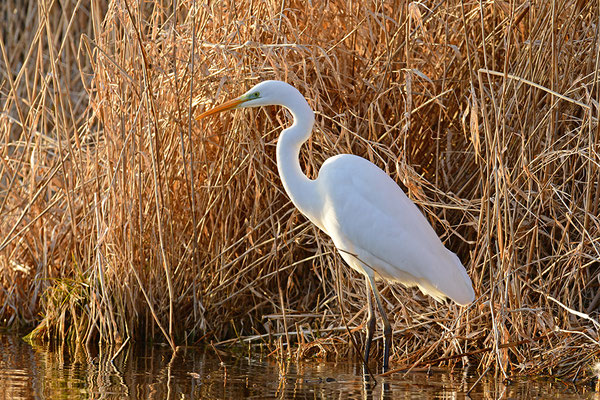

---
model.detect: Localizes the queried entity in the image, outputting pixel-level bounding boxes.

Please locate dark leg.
[366,274,392,373]
[363,275,377,373]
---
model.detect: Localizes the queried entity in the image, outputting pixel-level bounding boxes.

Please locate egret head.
[197,80,301,119]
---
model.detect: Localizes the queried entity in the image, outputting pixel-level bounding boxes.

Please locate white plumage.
[317,154,474,305]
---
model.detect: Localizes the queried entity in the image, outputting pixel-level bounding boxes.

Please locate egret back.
[315,154,475,305]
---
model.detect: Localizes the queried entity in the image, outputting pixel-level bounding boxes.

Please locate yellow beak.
[197,97,248,120]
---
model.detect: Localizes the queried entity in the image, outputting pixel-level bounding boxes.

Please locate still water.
[0,333,595,399]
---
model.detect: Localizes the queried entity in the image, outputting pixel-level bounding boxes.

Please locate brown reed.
[1,0,599,380]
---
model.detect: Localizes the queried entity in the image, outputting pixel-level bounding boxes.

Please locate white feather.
[317,154,475,305]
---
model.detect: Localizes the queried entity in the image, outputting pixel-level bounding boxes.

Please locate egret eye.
[253,92,260,98]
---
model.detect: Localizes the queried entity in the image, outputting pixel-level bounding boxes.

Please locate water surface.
[0,333,594,399]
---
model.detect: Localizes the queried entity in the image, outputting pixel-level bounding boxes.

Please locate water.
[0,333,594,399]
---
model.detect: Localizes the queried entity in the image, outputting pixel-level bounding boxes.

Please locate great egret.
[198,80,475,373]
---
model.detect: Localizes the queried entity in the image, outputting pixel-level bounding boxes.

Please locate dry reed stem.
[1,0,599,379]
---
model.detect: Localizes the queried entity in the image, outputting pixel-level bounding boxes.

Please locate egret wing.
[318,155,474,305]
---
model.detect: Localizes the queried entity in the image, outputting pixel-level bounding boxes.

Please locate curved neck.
[276,97,319,223]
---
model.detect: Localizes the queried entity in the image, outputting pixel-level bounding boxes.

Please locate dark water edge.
[0,333,595,399]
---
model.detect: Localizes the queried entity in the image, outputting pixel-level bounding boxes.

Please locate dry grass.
[1,0,600,379]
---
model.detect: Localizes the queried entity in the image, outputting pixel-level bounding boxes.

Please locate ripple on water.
[0,333,594,399]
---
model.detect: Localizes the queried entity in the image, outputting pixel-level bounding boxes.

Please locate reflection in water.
[0,333,594,399]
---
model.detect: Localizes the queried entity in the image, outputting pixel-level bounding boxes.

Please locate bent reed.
[1,0,599,379]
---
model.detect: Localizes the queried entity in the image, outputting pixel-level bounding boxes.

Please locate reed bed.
[1,0,599,380]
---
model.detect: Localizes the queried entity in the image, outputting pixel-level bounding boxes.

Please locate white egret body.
[199,80,475,372]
